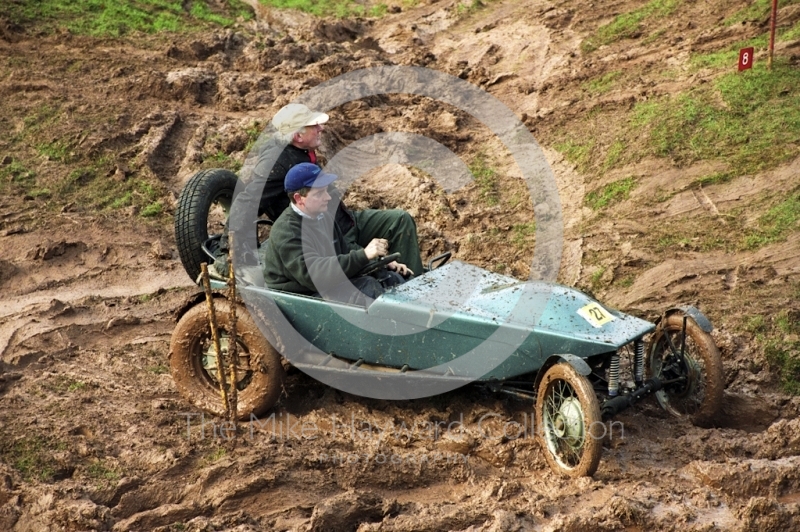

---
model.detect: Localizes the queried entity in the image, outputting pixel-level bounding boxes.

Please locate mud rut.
[1,0,800,530]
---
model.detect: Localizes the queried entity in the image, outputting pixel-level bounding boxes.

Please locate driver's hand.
[388,261,413,277]
[364,238,389,260]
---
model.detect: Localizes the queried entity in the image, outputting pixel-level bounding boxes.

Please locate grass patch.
[140,201,164,217]
[202,446,228,465]
[590,266,606,291]
[585,177,637,210]
[5,436,66,482]
[86,459,121,482]
[469,152,499,206]
[616,275,635,288]
[147,364,169,374]
[725,0,800,26]
[692,19,800,70]
[36,139,74,163]
[511,221,536,248]
[554,137,595,174]
[455,0,490,17]
[761,309,800,394]
[603,139,626,171]
[581,0,682,53]
[629,61,800,177]
[0,160,37,190]
[4,0,253,37]
[258,0,388,18]
[582,71,622,95]
[42,375,90,394]
[695,171,735,187]
[741,191,800,250]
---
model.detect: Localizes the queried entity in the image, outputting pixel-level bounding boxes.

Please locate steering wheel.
[427,251,452,272]
[356,252,401,277]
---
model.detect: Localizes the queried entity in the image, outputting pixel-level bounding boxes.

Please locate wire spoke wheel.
[535,363,602,477]
[169,300,285,420]
[647,314,724,426]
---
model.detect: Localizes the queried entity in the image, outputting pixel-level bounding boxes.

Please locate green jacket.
[261,206,369,294]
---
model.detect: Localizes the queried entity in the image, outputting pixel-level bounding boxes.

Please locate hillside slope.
[1,0,799,530]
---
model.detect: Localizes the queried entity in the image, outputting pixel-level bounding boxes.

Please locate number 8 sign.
[739,47,754,71]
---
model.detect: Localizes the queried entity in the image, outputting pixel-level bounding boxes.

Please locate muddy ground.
[1,0,800,530]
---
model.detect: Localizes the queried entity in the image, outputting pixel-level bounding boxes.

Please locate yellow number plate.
[577,302,615,328]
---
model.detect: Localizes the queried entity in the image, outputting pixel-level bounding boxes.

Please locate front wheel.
[646,314,724,426]
[535,363,603,477]
[169,300,285,420]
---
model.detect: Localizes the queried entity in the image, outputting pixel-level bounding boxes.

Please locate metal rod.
[497,387,537,401]
[201,262,229,418]
[768,0,778,69]
[226,233,239,430]
[681,316,687,362]
[663,320,685,366]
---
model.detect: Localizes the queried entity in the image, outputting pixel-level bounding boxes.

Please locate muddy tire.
[647,314,724,426]
[535,363,603,477]
[175,168,238,282]
[169,300,284,420]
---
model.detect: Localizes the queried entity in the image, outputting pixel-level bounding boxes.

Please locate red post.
[768,0,778,69]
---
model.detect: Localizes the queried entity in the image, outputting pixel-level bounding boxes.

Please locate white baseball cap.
[272,103,329,135]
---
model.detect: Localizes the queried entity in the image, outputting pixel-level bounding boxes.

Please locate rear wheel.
[535,363,603,477]
[169,300,284,420]
[646,314,723,426]
[175,169,238,281]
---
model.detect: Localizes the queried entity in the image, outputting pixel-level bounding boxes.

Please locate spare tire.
[175,168,238,281]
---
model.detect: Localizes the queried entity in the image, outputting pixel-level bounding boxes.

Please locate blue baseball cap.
[284,163,338,192]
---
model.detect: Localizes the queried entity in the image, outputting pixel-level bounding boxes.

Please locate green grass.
[695,171,735,187]
[585,177,637,211]
[590,266,606,291]
[202,446,228,465]
[603,139,626,171]
[554,138,595,174]
[36,139,74,163]
[5,437,66,482]
[258,0,388,18]
[469,152,499,206]
[725,0,800,26]
[692,19,800,70]
[629,61,800,178]
[455,0,490,17]
[741,191,800,250]
[760,309,800,394]
[141,201,164,217]
[3,0,253,37]
[86,459,121,482]
[583,71,622,95]
[0,160,37,191]
[581,0,682,53]
[511,222,536,248]
[42,375,90,393]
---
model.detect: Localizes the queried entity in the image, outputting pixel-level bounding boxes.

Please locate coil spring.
[608,353,620,397]
[634,340,645,386]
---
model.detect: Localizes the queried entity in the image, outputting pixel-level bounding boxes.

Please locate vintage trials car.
[169,169,724,478]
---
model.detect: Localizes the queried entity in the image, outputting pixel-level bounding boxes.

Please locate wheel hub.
[553,397,584,444]
[201,336,229,371]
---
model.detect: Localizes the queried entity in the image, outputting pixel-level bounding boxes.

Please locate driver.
[261,163,411,305]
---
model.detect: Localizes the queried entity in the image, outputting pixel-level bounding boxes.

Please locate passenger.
[219,103,423,277]
[261,163,410,306]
